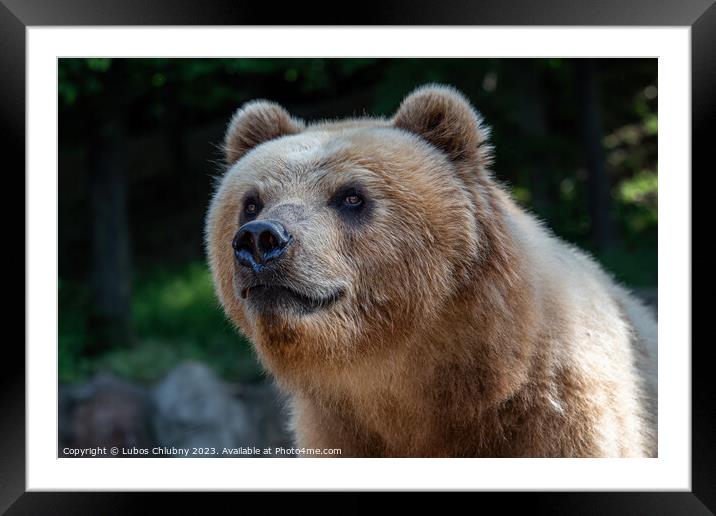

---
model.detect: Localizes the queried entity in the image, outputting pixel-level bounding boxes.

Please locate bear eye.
[343,193,363,207]
[331,186,369,223]
[334,188,364,210]
[242,196,262,221]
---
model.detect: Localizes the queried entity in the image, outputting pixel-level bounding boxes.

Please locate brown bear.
[205,85,657,457]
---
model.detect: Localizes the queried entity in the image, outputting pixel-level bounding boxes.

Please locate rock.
[230,382,293,455]
[59,373,152,455]
[150,361,291,456]
[60,361,293,458]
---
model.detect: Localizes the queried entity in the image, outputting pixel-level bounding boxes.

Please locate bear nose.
[232,220,292,270]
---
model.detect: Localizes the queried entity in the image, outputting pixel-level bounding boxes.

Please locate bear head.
[205,85,510,385]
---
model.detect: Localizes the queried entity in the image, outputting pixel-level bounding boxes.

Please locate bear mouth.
[240,284,343,315]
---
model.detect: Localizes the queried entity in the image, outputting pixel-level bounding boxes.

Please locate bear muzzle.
[232,219,293,273]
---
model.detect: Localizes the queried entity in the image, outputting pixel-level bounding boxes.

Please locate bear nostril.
[258,230,278,255]
[233,232,251,251]
[232,231,257,267]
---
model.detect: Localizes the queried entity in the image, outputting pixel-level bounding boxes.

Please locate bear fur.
[205,85,657,457]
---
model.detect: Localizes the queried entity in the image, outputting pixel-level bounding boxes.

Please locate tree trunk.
[86,69,132,355]
[514,60,549,214]
[575,59,616,250]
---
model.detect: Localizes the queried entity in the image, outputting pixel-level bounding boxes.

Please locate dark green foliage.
[60,262,262,384]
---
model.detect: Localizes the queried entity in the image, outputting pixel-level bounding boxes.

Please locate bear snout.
[232,220,293,273]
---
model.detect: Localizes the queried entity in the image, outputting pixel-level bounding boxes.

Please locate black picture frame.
[3,0,711,512]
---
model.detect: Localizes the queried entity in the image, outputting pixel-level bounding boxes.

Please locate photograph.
[4,5,707,508]
[57,57,659,458]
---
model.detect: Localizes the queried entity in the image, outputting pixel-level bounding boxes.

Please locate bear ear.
[392,84,491,164]
[224,100,304,165]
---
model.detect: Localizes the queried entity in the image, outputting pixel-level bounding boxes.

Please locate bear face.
[206,86,508,383]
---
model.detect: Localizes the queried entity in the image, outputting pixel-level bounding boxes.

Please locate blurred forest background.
[59,58,657,387]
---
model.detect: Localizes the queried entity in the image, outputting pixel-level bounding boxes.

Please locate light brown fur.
[206,84,657,457]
